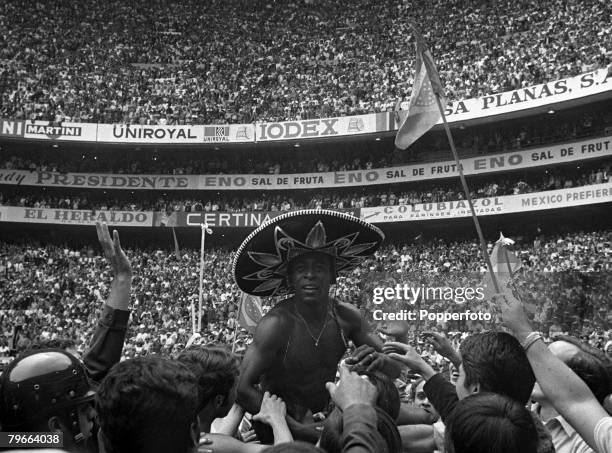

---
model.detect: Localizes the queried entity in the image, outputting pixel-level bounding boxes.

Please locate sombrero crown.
[233,209,385,297]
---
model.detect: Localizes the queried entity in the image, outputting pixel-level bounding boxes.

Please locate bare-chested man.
[232,210,400,443]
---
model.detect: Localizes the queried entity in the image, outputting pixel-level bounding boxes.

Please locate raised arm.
[82,222,132,382]
[498,290,610,452]
[422,331,461,369]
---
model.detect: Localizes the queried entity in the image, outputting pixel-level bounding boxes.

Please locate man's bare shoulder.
[253,299,295,344]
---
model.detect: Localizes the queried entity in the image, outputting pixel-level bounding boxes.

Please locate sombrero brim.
[233,209,384,297]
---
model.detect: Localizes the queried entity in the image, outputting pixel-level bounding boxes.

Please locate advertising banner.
[0,119,25,137]
[98,124,202,144]
[23,121,98,141]
[153,208,361,228]
[1,136,610,190]
[387,66,612,129]
[0,207,154,226]
[203,124,255,143]
[360,183,612,223]
[96,123,256,144]
[255,114,384,142]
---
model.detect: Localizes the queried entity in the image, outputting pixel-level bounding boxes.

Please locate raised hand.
[96,221,132,279]
[325,364,378,410]
[422,331,461,367]
[253,392,287,427]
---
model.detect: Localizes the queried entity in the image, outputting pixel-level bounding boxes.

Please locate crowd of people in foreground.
[0,0,610,124]
[0,220,610,453]
[1,161,609,213]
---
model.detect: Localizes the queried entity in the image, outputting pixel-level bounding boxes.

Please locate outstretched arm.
[498,290,609,451]
[340,303,401,378]
[422,331,461,369]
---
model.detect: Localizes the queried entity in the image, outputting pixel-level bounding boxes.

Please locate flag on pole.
[484,232,522,300]
[489,232,521,278]
[202,223,213,235]
[171,227,180,260]
[237,292,263,334]
[395,26,447,150]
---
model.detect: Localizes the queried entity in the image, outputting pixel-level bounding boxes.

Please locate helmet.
[0,349,94,429]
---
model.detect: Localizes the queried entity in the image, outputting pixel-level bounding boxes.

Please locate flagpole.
[198,224,207,333]
[432,93,500,293]
[231,296,242,353]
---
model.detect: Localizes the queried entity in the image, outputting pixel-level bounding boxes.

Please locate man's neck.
[294,298,330,323]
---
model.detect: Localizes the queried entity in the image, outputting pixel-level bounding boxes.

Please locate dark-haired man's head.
[445,393,538,453]
[457,331,535,404]
[357,371,400,421]
[318,371,401,453]
[319,406,401,453]
[177,345,239,426]
[96,357,199,453]
[532,336,611,404]
[0,349,96,453]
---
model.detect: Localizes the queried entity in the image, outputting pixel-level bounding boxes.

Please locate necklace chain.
[294,306,330,347]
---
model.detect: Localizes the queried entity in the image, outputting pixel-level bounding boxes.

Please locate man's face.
[531,341,579,402]
[288,253,334,305]
[414,380,439,422]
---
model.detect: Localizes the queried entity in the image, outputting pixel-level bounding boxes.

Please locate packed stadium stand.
[0,0,610,124]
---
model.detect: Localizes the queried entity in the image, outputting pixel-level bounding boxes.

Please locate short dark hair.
[445,393,538,453]
[177,344,239,410]
[319,407,401,453]
[361,370,401,421]
[460,331,535,404]
[553,335,611,403]
[96,357,199,453]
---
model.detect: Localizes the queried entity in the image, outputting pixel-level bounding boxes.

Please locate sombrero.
[233,209,385,297]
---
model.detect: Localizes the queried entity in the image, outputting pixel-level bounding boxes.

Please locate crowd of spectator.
[0,0,610,125]
[1,229,610,361]
[1,162,609,212]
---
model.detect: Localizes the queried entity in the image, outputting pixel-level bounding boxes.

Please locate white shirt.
[544,415,594,453]
[595,417,612,453]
